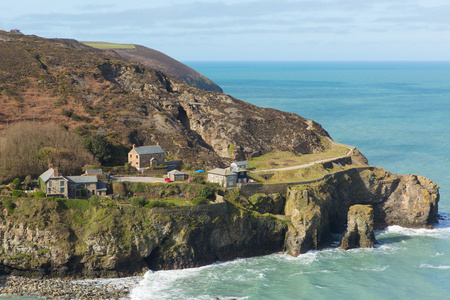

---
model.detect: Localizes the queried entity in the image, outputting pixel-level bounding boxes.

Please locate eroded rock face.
[340,205,377,250]
[283,167,439,256]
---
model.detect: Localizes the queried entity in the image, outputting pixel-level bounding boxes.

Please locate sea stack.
[340,204,377,250]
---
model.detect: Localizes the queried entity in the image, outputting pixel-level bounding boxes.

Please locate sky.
[1,0,449,61]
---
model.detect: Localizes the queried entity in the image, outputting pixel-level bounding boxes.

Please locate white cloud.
[2,0,449,60]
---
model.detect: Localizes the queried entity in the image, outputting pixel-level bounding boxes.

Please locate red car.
[164,178,171,182]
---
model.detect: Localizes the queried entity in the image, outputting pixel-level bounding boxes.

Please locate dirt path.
[252,140,355,173]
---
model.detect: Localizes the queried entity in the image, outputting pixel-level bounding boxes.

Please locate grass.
[251,164,357,184]
[81,42,135,50]
[248,142,350,171]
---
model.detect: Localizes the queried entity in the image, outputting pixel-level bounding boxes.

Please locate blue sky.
[1,0,449,61]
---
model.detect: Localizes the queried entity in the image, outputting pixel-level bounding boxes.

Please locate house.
[128,144,165,170]
[207,168,238,188]
[231,167,248,184]
[9,29,22,34]
[230,161,249,169]
[167,170,189,181]
[84,169,103,176]
[39,167,107,198]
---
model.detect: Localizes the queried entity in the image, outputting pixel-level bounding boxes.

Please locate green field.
[248,143,350,171]
[81,41,135,49]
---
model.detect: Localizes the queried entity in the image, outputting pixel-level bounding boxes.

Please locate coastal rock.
[283,167,439,256]
[340,205,377,250]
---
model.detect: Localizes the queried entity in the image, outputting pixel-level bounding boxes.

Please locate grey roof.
[85,169,103,175]
[39,168,65,182]
[208,168,237,176]
[168,169,187,175]
[134,145,164,155]
[67,176,98,184]
[39,169,55,182]
[97,181,108,191]
[232,161,248,165]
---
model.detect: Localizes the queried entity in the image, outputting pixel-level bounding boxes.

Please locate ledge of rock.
[340,204,377,250]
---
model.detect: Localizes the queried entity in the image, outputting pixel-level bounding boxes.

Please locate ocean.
[7,62,450,299]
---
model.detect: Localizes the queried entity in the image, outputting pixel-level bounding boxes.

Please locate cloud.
[2,0,449,60]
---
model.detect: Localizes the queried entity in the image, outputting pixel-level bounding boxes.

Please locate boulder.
[340,204,377,250]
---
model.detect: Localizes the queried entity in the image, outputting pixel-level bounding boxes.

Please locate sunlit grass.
[248,143,350,171]
[81,42,135,49]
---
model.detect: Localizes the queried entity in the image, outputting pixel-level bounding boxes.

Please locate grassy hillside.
[81,42,135,49]
[0,31,332,181]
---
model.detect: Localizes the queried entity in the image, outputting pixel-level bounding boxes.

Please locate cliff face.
[101,44,223,93]
[0,167,439,277]
[284,168,439,256]
[0,32,329,170]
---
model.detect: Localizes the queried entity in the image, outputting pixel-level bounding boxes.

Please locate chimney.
[49,163,54,169]
[53,168,59,177]
[157,142,159,146]
[133,144,135,148]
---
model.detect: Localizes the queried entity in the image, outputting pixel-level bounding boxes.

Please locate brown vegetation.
[0,122,97,182]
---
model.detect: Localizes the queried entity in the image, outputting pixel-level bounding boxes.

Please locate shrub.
[112,182,126,195]
[33,190,46,198]
[130,196,146,207]
[12,178,21,189]
[192,197,210,205]
[192,173,206,184]
[3,199,16,214]
[89,195,101,207]
[11,190,23,197]
[198,185,215,199]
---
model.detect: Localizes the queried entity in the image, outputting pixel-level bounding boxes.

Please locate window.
[130,154,132,158]
[60,181,64,186]
[136,155,138,159]
[60,187,65,193]
[48,188,51,193]
[49,181,52,187]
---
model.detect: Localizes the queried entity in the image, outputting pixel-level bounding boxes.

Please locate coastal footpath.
[0,167,439,279]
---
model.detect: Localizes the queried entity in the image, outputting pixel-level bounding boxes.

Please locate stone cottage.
[128,144,165,171]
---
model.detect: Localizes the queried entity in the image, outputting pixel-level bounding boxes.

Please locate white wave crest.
[419,264,450,270]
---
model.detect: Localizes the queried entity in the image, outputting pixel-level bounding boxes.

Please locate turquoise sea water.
[5,62,450,299]
[128,62,450,300]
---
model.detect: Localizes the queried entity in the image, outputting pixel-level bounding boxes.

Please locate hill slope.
[0,32,330,171]
[82,41,223,93]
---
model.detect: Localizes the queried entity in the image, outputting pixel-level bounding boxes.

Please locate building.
[128,144,165,170]
[167,170,189,181]
[231,168,248,184]
[207,168,238,188]
[230,161,249,169]
[39,167,107,198]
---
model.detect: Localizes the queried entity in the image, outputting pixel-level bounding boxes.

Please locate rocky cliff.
[0,32,329,172]
[98,44,223,93]
[0,167,439,277]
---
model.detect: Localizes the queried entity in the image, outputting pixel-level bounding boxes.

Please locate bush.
[192,197,210,205]
[130,196,146,207]
[89,195,101,207]
[12,178,21,189]
[33,190,46,198]
[198,185,215,199]
[3,199,16,214]
[192,173,206,184]
[11,190,23,197]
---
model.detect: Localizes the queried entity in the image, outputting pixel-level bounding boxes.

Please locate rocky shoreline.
[0,275,134,299]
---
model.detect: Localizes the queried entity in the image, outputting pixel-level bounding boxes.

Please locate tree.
[12,178,21,189]
[0,122,97,182]
[84,134,113,165]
